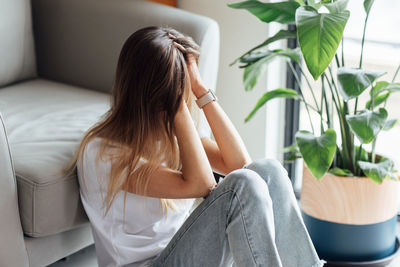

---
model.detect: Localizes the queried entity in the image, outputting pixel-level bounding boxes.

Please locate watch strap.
[196,89,217,109]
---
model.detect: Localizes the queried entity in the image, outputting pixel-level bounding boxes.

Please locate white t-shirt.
[77,138,195,267]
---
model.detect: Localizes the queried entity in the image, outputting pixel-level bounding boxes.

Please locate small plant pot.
[301,166,399,262]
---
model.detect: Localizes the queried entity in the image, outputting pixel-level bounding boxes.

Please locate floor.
[48,245,97,267]
[50,234,400,267]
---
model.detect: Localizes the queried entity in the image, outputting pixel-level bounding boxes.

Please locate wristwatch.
[196,89,218,109]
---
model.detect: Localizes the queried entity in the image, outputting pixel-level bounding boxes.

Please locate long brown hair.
[67,26,201,215]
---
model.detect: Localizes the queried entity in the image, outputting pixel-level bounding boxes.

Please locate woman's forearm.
[194,86,252,172]
[174,103,216,193]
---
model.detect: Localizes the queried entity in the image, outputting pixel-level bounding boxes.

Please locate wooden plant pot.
[301,166,399,262]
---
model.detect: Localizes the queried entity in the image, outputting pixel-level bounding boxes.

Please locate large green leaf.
[296,6,349,80]
[365,92,391,109]
[239,51,272,65]
[371,81,390,96]
[283,143,302,163]
[337,67,386,101]
[383,119,398,131]
[372,81,400,96]
[231,30,297,66]
[307,0,322,10]
[358,158,397,184]
[228,1,300,24]
[328,167,354,177]
[355,145,369,161]
[295,0,306,6]
[296,129,337,180]
[384,83,400,93]
[345,108,388,144]
[363,0,374,14]
[245,88,299,122]
[323,0,349,13]
[243,49,301,91]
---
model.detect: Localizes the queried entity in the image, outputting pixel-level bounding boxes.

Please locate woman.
[73,26,322,267]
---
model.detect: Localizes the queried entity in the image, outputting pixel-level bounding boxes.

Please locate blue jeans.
[150,159,323,267]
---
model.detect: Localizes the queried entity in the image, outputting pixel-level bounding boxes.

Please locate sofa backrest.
[0,0,37,88]
[31,0,219,94]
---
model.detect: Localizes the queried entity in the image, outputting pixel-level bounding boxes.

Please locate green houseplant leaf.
[307,0,322,10]
[231,29,297,66]
[383,119,398,131]
[294,0,306,6]
[239,51,273,65]
[345,108,388,144]
[337,67,385,101]
[243,48,301,91]
[328,167,354,177]
[296,129,337,180]
[245,88,299,122]
[283,143,302,163]
[365,92,391,109]
[355,145,369,162]
[358,158,396,184]
[323,0,349,13]
[295,6,349,80]
[372,81,400,96]
[228,1,300,24]
[363,0,374,14]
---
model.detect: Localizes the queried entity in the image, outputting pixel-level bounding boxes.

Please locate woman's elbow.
[225,156,252,173]
[191,179,217,197]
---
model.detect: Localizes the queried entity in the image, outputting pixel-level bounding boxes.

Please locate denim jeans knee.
[245,158,292,193]
[221,168,271,203]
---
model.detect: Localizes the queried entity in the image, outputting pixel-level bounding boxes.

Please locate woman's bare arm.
[128,102,216,199]
[187,56,252,175]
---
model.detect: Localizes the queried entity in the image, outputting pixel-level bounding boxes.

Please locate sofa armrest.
[0,114,29,267]
[32,0,219,93]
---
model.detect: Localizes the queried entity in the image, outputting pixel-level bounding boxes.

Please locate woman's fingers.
[186,55,206,96]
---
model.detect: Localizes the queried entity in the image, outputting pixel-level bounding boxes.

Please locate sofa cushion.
[0,79,110,237]
[0,0,36,87]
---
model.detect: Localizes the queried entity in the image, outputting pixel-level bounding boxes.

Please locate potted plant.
[229,0,400,263]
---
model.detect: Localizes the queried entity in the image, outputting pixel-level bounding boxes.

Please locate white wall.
[178,0,286,160]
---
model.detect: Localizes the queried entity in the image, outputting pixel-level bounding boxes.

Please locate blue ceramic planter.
[302,211,397,262]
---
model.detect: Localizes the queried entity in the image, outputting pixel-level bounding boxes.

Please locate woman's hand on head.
[187,55,208,98]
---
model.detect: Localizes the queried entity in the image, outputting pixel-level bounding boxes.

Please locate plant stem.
[359,12,370,69]
[392,63,400,83]
[328,66,342,110]
[370,81,377,164]
[320,85,325,133]
[300,101,329,123]
[356,144,363,176]
[288,62,315,134]
[354,2,377,118]
[354,9,371,117]
[382,63,400,108]
[323,73,340,116]
[299,66,321,114]
[341,38,345,67]
[324,72,353,171]
[371,138,377,163]
[343,102,355,171]
[322,74,341,168]
[321,75,332,129]
[335,54,341,69]
[354,98,358,114]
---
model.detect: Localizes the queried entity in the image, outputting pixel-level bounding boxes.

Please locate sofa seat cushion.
[0,79,110,237]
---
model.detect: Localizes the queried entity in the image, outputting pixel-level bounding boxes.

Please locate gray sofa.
[0,0,219,266]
